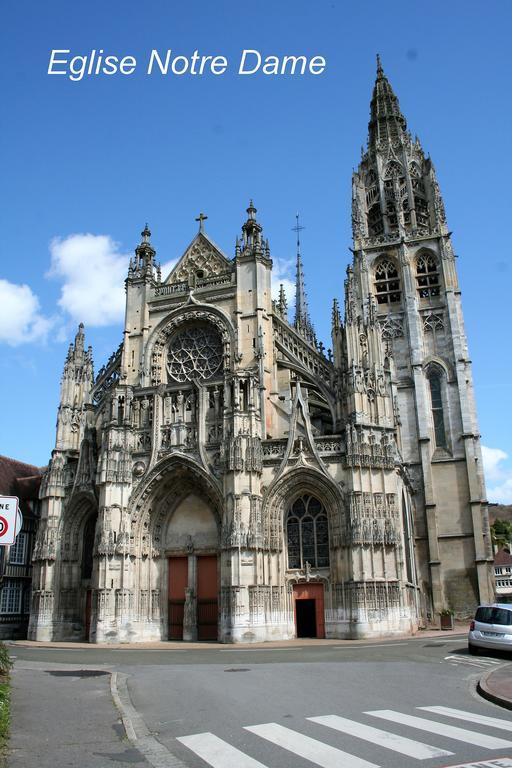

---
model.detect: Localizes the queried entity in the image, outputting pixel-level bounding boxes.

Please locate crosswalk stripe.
[418,706,512,731]
[308,714,453,759]
[367,710,512,750]
[245,722,380,768]
[177,732,269,768]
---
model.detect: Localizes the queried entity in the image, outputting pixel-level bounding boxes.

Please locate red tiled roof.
[494,548,512,566]
[0,455,44,498]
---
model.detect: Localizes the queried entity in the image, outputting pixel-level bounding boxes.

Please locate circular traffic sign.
[0,516,8,537]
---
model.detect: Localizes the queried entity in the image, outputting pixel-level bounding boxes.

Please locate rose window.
[167,324,223,382]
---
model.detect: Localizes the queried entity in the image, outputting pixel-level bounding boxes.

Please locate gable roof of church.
[164,231,232,285]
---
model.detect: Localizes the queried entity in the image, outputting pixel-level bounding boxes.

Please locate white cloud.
[49,234,130,327]
[482,445,512,504]
[0,278,54,346]
[272,255,295,315]
[48,235,180,327]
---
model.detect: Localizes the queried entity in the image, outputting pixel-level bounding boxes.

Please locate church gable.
[166,232,232,285]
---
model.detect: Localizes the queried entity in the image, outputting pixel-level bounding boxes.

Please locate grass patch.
[0,642,12,763]
[0,679,9,745]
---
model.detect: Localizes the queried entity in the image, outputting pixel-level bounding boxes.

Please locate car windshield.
[475,606,512,626]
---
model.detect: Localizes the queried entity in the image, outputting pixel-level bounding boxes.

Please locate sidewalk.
[9,623,470,651]
[8,663,148,768]
[478,663,512,711]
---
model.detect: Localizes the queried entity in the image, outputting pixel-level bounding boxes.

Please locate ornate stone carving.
[378,315,404,340]
[423,312,444,333]
[150,310,231,386]
[345,491,399,546]
[167,325,223,382]
[169,237,231,284]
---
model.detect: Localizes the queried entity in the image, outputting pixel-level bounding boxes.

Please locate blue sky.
[1,0,511,503]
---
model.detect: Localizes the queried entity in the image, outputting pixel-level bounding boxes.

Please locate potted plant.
[440,609,454,630]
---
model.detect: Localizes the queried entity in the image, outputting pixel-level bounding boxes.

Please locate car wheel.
[468,643,479,655]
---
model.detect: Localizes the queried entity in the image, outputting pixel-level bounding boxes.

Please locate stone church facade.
[28,59,494,644]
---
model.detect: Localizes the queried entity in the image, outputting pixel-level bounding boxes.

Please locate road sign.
[0,496,20,545]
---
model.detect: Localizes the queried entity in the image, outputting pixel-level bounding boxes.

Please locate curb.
[477,664,512,711]
[7,629,468,651]
[110,670,188,768]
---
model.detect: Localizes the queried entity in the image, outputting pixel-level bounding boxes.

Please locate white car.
[468,603,512,654]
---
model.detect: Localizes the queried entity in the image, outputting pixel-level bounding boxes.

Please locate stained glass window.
[286,495,330,569]
[167,324,223,383]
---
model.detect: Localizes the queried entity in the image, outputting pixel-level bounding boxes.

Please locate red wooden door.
[197,555,218,641]
[168,557,188,640]
[293,583,325,638]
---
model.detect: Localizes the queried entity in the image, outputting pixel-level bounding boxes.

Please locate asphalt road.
[8,635,512,768]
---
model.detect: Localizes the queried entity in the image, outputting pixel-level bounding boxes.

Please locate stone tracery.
[167,324,223,382]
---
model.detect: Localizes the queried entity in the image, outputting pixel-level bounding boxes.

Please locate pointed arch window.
[415,196,430,229]
[374,259,401,305]
[386,201,399,233]
[384,161,404,179]
[428,369,447,448]
[368,203,384,237]
[416,253,440,298]
[365,169,379,208]
[402,196,411,228]
[286,495,329,569]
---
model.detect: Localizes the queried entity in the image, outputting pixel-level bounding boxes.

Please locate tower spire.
[277,283,288,318]
[292,213,316,346]
[131,223,156,279]
[240,200,263,253]
[368,54,407,149]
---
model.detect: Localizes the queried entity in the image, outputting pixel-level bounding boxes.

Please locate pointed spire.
[141,223,151,243]
[277,283,288,318]
[368,55,407,149]
[134,222,156,275]
[332,298,341,331]
[241,200,263,253]
[74,322,85,355]
[292,214,316,346]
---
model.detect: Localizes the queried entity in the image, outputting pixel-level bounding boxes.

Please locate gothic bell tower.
[349,56,494,619]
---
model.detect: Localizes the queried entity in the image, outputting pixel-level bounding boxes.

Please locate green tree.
[491,518,512,549]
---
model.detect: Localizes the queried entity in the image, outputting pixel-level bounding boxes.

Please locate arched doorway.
[131,458,223,643]
[166,493,219,641]
[81,513,97,640]
[58,496,98,642]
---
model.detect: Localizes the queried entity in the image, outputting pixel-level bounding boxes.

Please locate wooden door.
[197,555,218,641]
[293,583,325,638]
[168,557,188,640]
